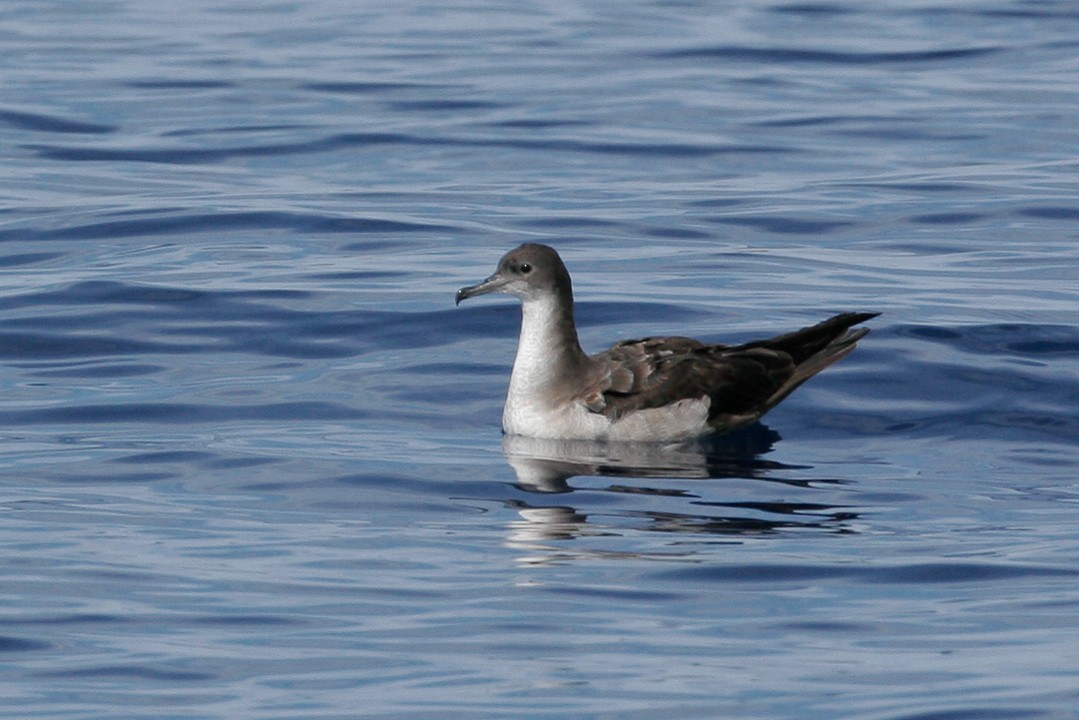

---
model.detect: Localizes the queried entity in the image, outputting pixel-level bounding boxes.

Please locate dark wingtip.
[838,311,881,325]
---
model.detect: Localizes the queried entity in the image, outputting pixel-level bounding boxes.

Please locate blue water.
[2,1,1078,718]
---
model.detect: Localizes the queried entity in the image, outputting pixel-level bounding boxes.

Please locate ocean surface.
[2,1,1078,718]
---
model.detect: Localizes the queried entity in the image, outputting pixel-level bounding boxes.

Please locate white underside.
[503,394,713,441]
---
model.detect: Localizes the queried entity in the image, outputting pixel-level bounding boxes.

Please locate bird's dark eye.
[519,263,532,274]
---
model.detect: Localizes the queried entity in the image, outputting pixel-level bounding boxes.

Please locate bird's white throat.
[508,293,579,396]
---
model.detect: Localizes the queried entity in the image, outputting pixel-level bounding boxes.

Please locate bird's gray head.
[455,243,572,306]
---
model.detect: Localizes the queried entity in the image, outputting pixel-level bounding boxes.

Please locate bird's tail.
[755,312,879,410]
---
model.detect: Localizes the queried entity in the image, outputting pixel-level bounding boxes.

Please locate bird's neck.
[509,290,589,398]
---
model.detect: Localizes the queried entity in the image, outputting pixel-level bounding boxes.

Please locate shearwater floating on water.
[456,243,877,442]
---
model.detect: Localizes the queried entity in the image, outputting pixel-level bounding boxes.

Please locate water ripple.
[652,45,1001,65]
[0,211,454,241]
[0,401,367,425]
[0,108,115,135]
[23,132,792,165]
[897,323,1079,357]
[38,665,215,682]
[654,562,1078,585]
[0,636,50,652]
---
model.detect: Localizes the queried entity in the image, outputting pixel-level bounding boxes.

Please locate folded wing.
[577,312,878,430]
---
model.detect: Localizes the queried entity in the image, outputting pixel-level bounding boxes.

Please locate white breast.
[502,398,605,439]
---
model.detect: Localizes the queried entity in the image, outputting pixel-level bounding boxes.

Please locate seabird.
[456,243,877,441]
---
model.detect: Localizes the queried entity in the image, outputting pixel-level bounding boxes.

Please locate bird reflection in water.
[499,426,861,563]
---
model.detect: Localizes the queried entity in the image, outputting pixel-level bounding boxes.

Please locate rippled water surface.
[3,1,1078,718]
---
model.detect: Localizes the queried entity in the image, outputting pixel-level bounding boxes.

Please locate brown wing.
[580,336,797,422]
[577,311,878,427]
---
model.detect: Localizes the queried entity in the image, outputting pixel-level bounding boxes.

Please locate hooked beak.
[455,272,509,306]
